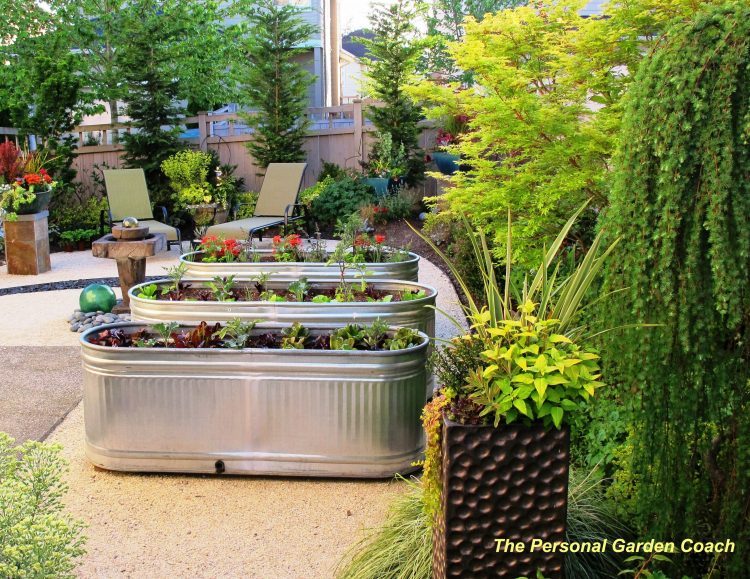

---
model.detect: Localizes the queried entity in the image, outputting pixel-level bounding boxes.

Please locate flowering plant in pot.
[365,131,408,195]
[430,115,469,176]
[412,203,625,578]
[0,142,56,220]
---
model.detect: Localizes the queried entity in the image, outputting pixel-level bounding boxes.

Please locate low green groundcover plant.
[0,433,86,578]
[136,273,427,305]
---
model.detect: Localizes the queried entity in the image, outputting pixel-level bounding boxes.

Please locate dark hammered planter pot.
[16,188,52,215]
[433,420,570,579]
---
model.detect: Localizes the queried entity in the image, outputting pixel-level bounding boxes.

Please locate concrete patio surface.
[0,245,464,578]
[0,245,185,289]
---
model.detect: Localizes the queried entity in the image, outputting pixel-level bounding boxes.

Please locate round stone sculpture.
[79,283,117,313]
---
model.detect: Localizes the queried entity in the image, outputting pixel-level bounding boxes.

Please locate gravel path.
[0,346,82,442]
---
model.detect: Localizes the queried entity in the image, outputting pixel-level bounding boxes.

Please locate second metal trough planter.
[129,279,437,338]
[80,323,428,478]
[180,250,421,282]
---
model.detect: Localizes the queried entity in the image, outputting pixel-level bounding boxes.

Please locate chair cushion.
[138,220,180,242]
[206,217,285,240]
[253,163,306,216]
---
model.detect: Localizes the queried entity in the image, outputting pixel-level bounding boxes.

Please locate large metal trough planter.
[80,323,428,478]
[129,279,437,338]
[180,250,421,282]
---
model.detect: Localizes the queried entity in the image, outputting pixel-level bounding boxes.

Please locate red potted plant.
[0,142,56,220]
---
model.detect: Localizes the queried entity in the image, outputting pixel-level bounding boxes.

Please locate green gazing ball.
[122,217,139,228]
[79,284,117,313]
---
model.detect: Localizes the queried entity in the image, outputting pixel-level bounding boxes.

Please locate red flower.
[24,173,42,185]
[288,234,302,247]
[375,234,386,244]
[354,235,370,247]
[201,235,218,245]
[273,235,282,245]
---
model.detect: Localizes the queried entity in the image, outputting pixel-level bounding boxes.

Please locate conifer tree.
[361,0,426,185]
[117,1,183,200]
[233,0,317,168]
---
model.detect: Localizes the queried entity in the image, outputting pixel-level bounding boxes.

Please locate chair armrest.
[99,209,111,236]
[283,203,305,227]
[155,205,168,222]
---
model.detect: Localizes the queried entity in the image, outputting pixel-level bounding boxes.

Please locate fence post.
[353,99,364,167]
[197,111,209,151]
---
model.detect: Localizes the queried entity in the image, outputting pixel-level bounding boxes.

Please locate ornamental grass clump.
[0,433,86,578]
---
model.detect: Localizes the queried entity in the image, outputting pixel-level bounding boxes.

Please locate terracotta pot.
[433,419,570,579]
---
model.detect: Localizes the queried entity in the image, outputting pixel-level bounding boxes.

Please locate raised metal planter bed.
[180,250,420,282]
[129,279,437,337]
[80,323,428,477]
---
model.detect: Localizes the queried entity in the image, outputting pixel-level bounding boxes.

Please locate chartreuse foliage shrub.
[409,0,709,268]
[602,2,750,574]
[0,433,86,577]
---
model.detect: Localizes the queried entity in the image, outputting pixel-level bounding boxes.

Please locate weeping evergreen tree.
[602,2,750,573]
[233,0,316,168]
[361,0,426,185]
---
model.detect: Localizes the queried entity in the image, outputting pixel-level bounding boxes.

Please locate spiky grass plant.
[335,467,627,579]
[565,467,630,579]
[336,477,432,579]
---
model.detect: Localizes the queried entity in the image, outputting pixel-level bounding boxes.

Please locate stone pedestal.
[92,232,167,313]
[4,211,52,275]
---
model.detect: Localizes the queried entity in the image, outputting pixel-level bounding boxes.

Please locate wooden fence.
[69,101,437,194]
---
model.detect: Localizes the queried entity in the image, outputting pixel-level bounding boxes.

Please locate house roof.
[342,29,373,59]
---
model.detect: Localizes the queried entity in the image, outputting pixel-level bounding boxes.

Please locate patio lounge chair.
[101,169,182,251]
[206,162,307,241]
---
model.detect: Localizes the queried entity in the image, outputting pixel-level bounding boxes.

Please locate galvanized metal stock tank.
[129,279,437,338]
[180,250,420,282]
[80,323,428,477]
